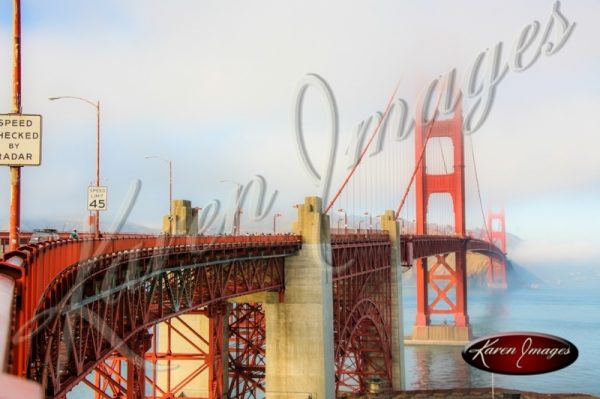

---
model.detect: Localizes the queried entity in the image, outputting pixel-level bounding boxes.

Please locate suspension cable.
[323,81,401,215]
[468,134,492,242]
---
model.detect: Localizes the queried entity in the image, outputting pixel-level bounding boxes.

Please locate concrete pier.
[264,196,335,399]
[380,210,406,390]
[408,325,471,345]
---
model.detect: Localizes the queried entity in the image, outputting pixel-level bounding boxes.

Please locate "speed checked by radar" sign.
[0,114,42,166]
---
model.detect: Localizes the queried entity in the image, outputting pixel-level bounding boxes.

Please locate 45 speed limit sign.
[88,186,108,211]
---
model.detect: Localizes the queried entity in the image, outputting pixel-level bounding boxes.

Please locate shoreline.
[387,388,600,399]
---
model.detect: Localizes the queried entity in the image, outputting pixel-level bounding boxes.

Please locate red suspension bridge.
[0,102,509,399]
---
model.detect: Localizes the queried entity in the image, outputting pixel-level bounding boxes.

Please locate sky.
[0,0,599,267]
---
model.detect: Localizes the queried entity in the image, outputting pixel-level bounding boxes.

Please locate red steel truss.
[77,303,268,399]
[89,303,267,399]
[331,233,392,395]
[77,312,216,399]
[144,313,210,399]
[228,303,265,399]
[5,234,298,381]
[4,235,299,398]
[208,303,229,399]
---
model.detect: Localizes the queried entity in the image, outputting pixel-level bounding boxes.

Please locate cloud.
[0,0,598,243]
[511,238,600,266]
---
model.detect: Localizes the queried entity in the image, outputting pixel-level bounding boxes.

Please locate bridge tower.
[486,207,508,289]
[412,103,471,342]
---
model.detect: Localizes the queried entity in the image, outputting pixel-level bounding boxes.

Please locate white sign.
[88,186,108,211]
[0,114,42,166]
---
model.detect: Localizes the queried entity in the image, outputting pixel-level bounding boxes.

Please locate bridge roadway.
[0,212,504,398]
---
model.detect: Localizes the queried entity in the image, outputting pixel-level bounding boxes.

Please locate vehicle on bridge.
[28,228,60,244]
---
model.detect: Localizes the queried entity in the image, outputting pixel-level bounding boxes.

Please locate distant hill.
[0,217,159,234]
[402,253,542,289]
[463,254,542,289]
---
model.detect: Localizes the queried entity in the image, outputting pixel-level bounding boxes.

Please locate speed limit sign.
[88,186,108,211]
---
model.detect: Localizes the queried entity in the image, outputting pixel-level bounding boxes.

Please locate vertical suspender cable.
[324,82,401,215]
[468,134,492,242]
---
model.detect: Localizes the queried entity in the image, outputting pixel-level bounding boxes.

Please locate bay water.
[402,284,600,395]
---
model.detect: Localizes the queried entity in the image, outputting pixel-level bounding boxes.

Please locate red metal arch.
[5,234,300,379]
[331,233,392,394]
[15,239,299,398]
[335,298,392,394]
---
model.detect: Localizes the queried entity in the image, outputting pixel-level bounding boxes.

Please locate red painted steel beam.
[399,235,505,264]
[228,303,266,399]
[8,235,299,398]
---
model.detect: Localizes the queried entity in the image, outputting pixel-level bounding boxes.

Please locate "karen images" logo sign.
[462,332,578,375]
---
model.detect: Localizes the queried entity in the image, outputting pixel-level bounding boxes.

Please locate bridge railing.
[330,228,386,236]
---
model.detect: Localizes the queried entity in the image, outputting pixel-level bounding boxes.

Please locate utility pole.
[145,156,173,234]
[220,180,242,235]
[272,213,282,233]
[9,0,22,251]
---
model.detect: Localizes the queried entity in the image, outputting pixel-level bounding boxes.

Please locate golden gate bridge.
[0,101,508,398]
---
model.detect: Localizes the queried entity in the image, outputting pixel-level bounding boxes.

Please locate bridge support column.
[264,196,335,399]
[380,211,406,390]
[125,330,152,399]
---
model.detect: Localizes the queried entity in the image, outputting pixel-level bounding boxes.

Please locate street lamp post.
[375,214,384,231]
[193,207,203,234]
[273,213,282,233]
[49,96,101,238]
[337,209,347,233]
[145,156,173,234]
[363,211,372,232]
[220,179,242,235]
